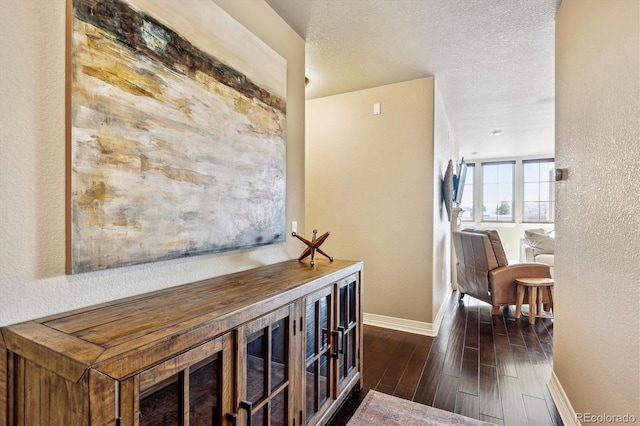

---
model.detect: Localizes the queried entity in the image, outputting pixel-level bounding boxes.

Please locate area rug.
[347,391,494,426]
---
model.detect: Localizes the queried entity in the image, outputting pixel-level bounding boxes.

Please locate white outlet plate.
[291,221,297,233]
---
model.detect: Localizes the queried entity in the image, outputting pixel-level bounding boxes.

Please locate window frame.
[522,158,556,223]
[481,160,516,223]
[461,157,556,225]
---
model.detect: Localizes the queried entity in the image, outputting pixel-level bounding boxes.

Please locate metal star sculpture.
[292,229,334,266]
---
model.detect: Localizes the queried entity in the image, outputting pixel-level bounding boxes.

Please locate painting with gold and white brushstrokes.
[67,0,287,274]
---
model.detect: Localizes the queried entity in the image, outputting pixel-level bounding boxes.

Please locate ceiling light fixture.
[491,130,503,136]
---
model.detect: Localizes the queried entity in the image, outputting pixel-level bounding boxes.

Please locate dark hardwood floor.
[329,291,563,425]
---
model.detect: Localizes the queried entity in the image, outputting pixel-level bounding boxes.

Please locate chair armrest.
[520,239,535,263]
[489,263,552,305]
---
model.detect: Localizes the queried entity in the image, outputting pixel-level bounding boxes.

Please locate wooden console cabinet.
[0,260,363,426]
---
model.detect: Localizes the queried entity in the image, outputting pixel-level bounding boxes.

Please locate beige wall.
[432,83,457,316]
[306,78,453,324]
[555,0,640,421]
[0,0,305,327]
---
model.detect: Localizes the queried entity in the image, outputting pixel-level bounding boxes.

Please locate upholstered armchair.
[452,229,552,314]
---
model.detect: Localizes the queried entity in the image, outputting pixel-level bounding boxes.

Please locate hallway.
[330,291,562,425]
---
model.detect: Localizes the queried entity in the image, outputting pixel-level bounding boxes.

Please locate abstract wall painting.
[66,0,287,274]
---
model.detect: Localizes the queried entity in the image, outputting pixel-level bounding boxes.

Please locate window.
[459,163,474,221]
[462,157,555,224]
[523,159,555,222]
[482,161,515,222]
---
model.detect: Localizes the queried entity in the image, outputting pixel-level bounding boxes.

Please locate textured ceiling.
[265,0,560,160]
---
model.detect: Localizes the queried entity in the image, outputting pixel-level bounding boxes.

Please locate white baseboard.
[363,312,436,336]
[548,370,580,425]
[363,292,449,337]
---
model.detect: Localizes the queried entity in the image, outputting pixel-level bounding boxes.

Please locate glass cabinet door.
[127,333,232,426]
[304,287,333,424]
[335,276,360,396]
[236,304,295,426]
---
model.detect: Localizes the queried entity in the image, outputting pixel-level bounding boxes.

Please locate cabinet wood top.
[1,259,362,380]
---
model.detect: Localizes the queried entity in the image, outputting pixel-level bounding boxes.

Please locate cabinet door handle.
[331,329,339,359]
[240,400,253,426]
[331,327,345,359]
[226,412,238,426]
